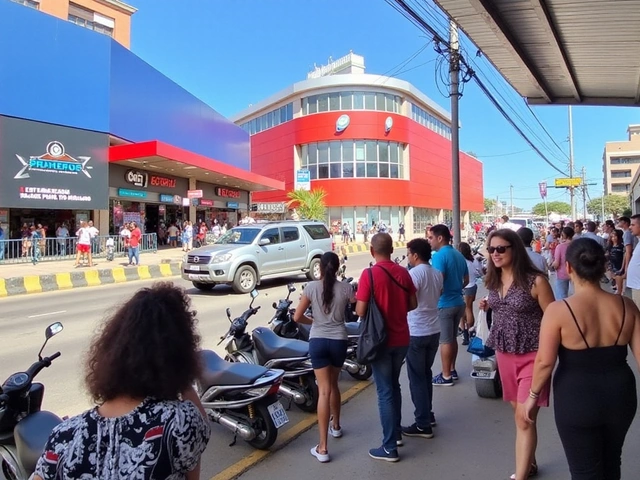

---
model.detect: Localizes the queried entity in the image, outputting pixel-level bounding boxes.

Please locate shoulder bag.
[356,268,388,364]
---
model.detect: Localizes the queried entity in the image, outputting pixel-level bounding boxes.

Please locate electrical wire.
[475,148,533,158]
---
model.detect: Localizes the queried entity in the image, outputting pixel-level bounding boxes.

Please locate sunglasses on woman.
[487,245,512,254]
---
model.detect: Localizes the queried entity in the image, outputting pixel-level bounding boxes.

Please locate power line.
[476,148,533,158]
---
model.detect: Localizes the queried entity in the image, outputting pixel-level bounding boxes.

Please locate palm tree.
[286,188,327,221]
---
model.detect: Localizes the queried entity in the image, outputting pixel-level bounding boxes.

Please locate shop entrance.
[145,204,159,235]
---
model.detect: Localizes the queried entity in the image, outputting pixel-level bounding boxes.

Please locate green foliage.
[484,198,497,213]
[587,195,630,218]
[286,189,327,221]
[531,201,571,216]
[470,212,483,222]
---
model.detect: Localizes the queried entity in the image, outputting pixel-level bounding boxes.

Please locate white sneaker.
[329,424,343,438]
[310,445,330,463]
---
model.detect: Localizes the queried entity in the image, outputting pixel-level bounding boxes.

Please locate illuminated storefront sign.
[215,187,241,199]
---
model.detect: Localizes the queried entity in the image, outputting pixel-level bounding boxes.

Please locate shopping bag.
[467,309,494,357]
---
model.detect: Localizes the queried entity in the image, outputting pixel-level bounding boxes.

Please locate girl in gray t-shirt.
[294,252,355,463]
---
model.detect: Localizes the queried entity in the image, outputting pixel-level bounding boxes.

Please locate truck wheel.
[233,265,257,294]
[193,282,215,291]
[306,258,321,281]
[475,371,503,399]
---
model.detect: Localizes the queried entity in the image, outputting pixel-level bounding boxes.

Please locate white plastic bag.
[476,309,490,343]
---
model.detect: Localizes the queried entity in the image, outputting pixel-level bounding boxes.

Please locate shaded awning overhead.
[434,0,640,105]
[109,141,284,192]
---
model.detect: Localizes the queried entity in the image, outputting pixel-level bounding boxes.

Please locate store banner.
[0,116,109,209]
[538,182,547,199]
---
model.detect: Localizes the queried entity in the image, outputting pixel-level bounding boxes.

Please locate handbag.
[356,268,388,364]
[467,309,495,357]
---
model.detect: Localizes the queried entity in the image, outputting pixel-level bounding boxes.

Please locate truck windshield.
[215,228,261,245]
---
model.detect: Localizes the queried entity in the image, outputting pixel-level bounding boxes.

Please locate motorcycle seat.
[199,350,267,387]
[14,410,62,474]
[252,327,309,360]
[345,322,361,336]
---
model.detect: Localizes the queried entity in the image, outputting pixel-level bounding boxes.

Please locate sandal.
[510,463,538,479]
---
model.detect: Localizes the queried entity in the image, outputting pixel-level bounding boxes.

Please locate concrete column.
[94,209,109,236]
[188,178,197,224]
[405,206,414,239]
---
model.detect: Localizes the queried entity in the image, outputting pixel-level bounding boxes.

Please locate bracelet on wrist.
[529,389,540,399]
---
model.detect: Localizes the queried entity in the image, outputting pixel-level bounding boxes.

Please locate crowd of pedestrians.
[29,216,640,479]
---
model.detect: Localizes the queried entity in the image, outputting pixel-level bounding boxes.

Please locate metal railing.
[0,234,158,264]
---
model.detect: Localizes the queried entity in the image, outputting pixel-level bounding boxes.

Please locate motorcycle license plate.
[267,401,289,428]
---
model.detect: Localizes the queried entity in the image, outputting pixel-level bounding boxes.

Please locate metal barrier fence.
[0,233,158,264]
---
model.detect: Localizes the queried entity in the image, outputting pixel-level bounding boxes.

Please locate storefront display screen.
[0,116,109,209]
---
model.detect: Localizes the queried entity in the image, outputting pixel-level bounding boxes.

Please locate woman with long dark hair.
[294,251,355,463]
[524,238,640,479]
[34,282,210,479]
[479,229,555,480]
[457,242,483,345]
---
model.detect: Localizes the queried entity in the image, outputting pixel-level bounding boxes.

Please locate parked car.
[182,221,333,293]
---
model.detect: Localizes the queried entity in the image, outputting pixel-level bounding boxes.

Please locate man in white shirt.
[87,220,99,254]
[517,228,548,276]
[499,215,521,232]
[56,223,69,256]
[401,238,444,439]
[624,215,640,305]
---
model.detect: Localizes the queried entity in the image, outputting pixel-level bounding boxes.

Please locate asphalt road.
[0,248,391,479]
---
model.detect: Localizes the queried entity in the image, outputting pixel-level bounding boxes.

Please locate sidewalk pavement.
[0,247,185,298]
[0,240,405,298]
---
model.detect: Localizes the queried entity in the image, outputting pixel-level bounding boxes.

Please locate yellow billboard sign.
[554,178,582,187]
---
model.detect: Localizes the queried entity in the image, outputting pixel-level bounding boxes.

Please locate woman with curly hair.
[34,282,211,480]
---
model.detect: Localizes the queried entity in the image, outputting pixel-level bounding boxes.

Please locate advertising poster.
[0,116,109,209]
[123,212,141,226]
[113,204,124,227]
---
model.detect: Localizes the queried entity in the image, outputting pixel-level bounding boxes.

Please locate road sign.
[554,178,582,187]
[295,169,311,191]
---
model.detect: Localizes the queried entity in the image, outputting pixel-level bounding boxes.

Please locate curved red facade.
[250,110,483,212]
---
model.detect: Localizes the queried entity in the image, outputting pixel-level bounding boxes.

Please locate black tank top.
[558,297,628,372]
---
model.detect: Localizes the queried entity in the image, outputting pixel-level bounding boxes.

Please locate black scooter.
[220,290,319,413]
[0,323,64,480]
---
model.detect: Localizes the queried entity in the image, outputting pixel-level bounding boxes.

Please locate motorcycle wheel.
[246,401,278,450]
[348,363,372,381]
[475,370,503,399]
[295,373,319,413]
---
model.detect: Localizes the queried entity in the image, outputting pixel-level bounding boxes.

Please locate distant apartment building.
[10,0,135,47]
[603,125,640,196]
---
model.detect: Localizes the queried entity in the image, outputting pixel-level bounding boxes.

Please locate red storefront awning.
[109,141,284,192]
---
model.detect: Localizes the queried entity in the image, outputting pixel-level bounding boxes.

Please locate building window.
[301,91,401,115]
[411,104,452,140]
[68,3,114,37]
[300,140,405,180]
[11,0,39,9]
[610,157,640,165]
[239,102,294,135]
[611,170,632,178]
[611,184,630,193]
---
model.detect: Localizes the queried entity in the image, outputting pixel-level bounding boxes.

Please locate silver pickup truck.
[182,221,333,293]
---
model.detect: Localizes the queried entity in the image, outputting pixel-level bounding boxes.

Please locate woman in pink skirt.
[479,228,554,480]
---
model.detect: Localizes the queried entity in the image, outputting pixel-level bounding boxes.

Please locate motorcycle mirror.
[250,289,259,299]
[38,322,63,361]
[272,302,277,309]
[226,308,232,321]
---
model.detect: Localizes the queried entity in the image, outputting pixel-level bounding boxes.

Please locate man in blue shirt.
[427,224,468,387]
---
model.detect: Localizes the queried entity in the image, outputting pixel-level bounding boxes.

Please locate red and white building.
[231,52,483,238]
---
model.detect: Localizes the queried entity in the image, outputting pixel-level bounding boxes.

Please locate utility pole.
[510,184,514,217]
[450,20,461,245]
[582,166,587,220]
[568,106,576,220]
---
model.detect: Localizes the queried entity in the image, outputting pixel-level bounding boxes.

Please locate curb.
[339,241,406,254]
[0,262,182,298]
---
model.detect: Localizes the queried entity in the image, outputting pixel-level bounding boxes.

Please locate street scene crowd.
[23,214,640,480]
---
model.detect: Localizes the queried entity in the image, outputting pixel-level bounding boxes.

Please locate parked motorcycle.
[0,322,64,480]
[270,284,372,381]
[195,349,287,449]
[221,290,319,413]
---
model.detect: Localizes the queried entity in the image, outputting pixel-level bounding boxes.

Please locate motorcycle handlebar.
[26,352,61,379]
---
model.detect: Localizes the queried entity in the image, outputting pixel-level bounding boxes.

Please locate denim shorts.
[463,285,478,297]
[309,338,348,369]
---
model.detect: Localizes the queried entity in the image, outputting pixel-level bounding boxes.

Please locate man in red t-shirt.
[355,233,417,462]
[128,222,142,266]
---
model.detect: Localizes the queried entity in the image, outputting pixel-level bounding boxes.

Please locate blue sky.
[129,0,638,210]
